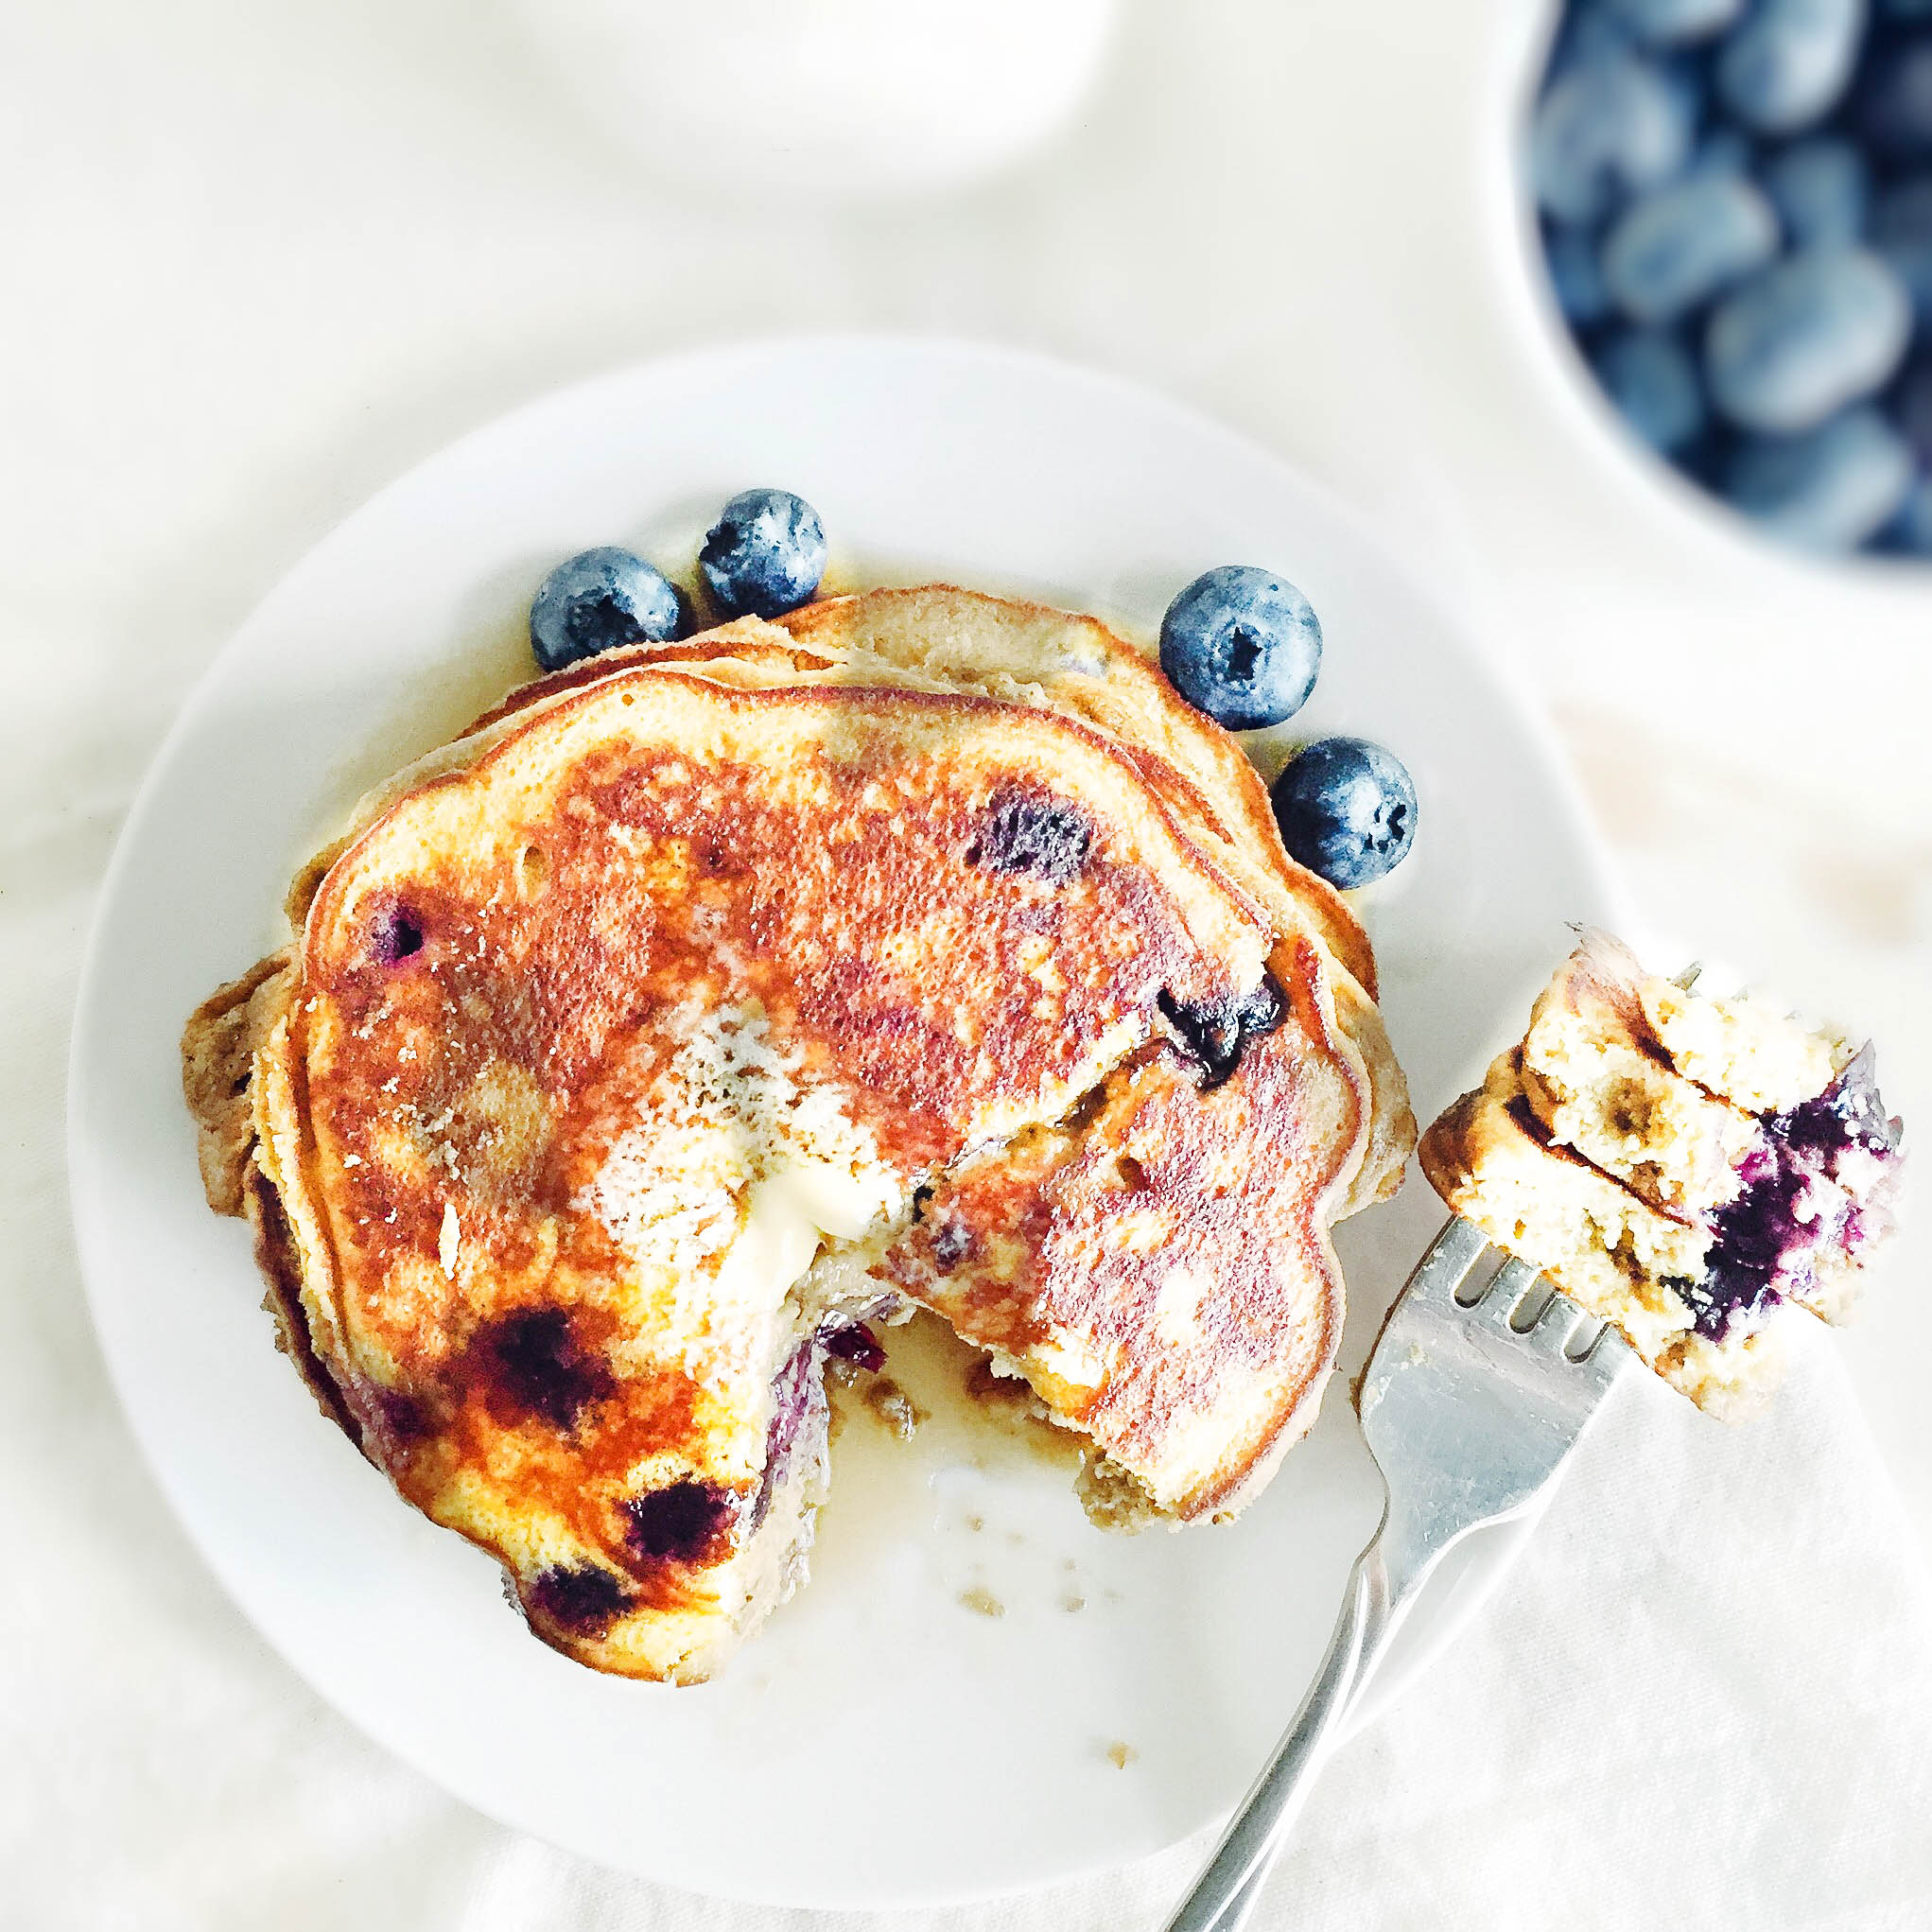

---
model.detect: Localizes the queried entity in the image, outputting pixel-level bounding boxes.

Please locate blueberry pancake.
[1420,933,1905,1418]
[185,621,1413,1680]
[465,586,1415,1217]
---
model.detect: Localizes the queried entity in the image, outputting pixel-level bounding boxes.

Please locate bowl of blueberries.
[1514,0,1932,558]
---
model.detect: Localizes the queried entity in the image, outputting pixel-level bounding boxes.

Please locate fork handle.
[1159,1529,1421,1932]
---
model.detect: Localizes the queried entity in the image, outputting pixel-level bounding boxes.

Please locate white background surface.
[7,1,1931,1925]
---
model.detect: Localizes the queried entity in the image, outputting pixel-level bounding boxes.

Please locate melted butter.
[705,1151,904,1324]
[586,1005,907,1378]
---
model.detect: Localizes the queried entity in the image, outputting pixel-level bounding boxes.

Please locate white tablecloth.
[8,1,1931,1923]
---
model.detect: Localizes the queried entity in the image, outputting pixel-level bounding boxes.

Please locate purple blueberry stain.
[480,1307,615,1431]
[369,903,426,966]
[361,1384,435,1453]
[1773,1045,1903,1169]
[1680,1051,1903,1336]
[1693,1146,1819,1335]
[527,1563,634,1636]
[751,1338,826,1531]
[625,1479,737,1564]
[966,785,1093,886]
[930,1218,972,1271]
[822,1320,886,1371]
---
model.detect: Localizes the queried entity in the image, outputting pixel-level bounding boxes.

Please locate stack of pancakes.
[183,585,1413,1681]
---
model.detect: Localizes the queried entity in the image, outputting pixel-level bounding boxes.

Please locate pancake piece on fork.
[1421,932,1905,1419]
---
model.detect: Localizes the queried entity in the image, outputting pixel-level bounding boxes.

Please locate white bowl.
[503,0,1120,206]
[1488,0,1932,584]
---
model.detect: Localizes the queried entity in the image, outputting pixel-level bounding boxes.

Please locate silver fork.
[1160,1215,1635,1932]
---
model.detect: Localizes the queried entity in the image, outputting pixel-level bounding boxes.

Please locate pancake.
[1420,934,1906,1418]
[464,587,1414,1217]
[188,636,1401,1680]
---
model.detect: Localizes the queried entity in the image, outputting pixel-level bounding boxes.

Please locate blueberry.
[625,1480,736,1563]
[821,1320,886,1371]
[1704,247,1913,432]
[1531,50,1697,224]
[698,488,827,619]
[1759,137,1870,247]
[1775,1045,1900,1160]
[1593,326,1710,449]
[1879,474,1932,550]
[1550,0,1641,69]
[1715,0,1864,133]
[1896,353,1932,462]
[1158,566,1323,731]
[1605,0,1746,42]
[1544,219,1614,322]
[368,903,425,966]
[1852,35,1932,158]
[1157,977,1287,1087]
[1870,176,1932,322]
[479,1309,614,1431]
[1722,406,1916,547]
[929,1219,971,1270]
[1692,127,1757,175]
[1602,171,1782,321]
[529,546,684,673]
[966,784,1093,884]
[1270,737,1418,890]
[527,1564,633,1637]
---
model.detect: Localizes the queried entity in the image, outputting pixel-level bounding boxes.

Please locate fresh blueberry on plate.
[530,547,686,672]
[1550,2,1641,71]
[1703,246,1913,432]
[1269,736,1418,890]
[1158,566,1323,731]
[698,488,827,618]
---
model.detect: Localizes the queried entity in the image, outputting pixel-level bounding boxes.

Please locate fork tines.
[1401,1217,1617,1367]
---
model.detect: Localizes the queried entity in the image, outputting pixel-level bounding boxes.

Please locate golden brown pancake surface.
[188,588,1415,1681]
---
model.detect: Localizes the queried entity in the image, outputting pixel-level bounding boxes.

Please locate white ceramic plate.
[69,337,1617,1909]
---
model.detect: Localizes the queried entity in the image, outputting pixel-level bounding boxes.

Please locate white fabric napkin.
[9,788,1932,1927]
